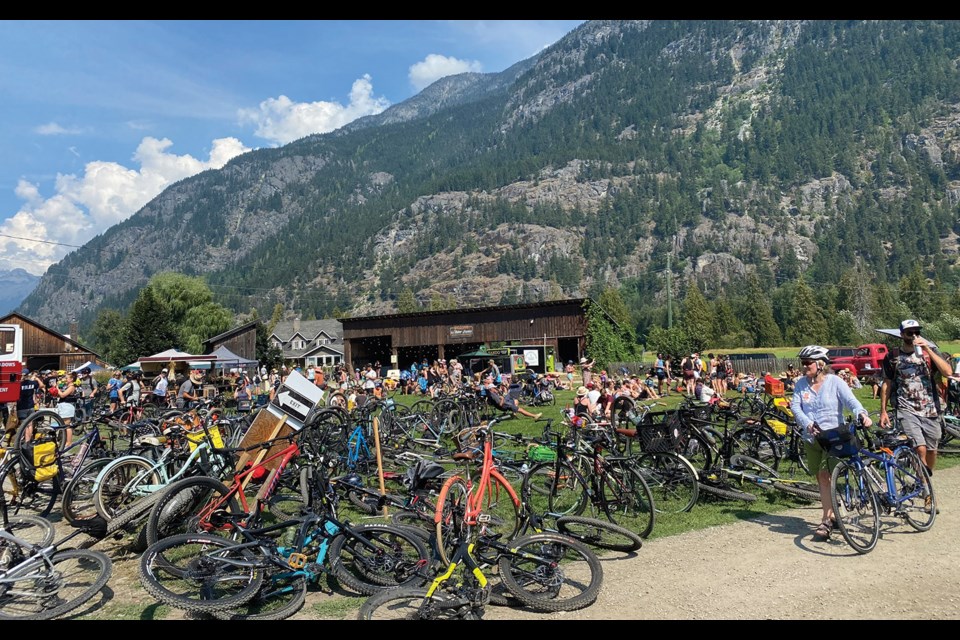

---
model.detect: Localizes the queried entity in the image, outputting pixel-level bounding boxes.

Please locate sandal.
[813,519,833,540]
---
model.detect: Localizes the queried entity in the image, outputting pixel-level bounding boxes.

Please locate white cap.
[900,319,922,332]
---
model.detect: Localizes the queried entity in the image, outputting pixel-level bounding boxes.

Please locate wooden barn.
[202,319,259,362]
[0,312,104,372]
[339,298,593,376]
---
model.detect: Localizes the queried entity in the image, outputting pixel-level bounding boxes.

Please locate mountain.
[18,20,960,346]
[0,268,40,316]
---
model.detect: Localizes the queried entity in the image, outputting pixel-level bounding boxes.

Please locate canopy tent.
[458,345,495,358]
[120,362,141,371]
[138,348,216,376]
[70,360,106,373]
[208,345,258,369]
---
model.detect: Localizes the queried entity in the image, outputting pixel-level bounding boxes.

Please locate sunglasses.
[903,330,920,337]
[800,360,817,366]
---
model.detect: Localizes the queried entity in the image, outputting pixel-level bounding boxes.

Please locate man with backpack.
[879,319,952,512]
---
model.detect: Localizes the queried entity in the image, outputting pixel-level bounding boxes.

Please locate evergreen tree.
[268,303,284,333]
[255,321,283,371]
[740,274,781,347]
[786,278,829,345]
[116,286,177,363]
[89,308,125,365]
[397,288,418,313]
[680,283,713,352]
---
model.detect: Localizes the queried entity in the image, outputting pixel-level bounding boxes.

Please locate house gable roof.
[202,320,260,348]
[0,311,103,359]
[270,319,342,343]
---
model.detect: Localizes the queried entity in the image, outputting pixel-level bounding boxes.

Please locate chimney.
[293,317,300,333]
[69,320,78,340]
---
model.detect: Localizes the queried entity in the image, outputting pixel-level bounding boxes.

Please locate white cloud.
[238,74,390,145]
[35,122,84,136]
[0,136,251,275]
[408,54,483,92]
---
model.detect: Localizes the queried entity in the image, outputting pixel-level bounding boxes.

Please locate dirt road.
[483,464,960,621]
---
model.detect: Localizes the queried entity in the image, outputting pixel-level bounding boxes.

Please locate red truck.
[829,343,888,380]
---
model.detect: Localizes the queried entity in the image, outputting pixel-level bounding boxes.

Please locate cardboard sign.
[266,370,325,430]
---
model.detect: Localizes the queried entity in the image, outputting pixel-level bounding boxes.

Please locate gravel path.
[483,463,960,620]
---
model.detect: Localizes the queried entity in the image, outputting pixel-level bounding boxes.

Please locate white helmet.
[798,345,830,363]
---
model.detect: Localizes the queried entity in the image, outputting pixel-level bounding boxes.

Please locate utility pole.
[666,249,672,329]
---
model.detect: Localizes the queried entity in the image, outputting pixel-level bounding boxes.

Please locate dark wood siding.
[211,329,257,361]
[0,313,101,371]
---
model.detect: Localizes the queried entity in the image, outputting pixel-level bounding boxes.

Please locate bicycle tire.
[145,475,241,547]
[497,531,603,612]
[679,432,713,473]
[892,447,936,532]
[60,457,114,525]
[94,457,162,520]
[635,451,699,514]
[211,571,307,621]
[696,480,758,502]
[597,459,656,539]
[770,480,821,502]
[556,514,643,552]
[0,456,61,519]
[329,522,431,595]
[0,513,56,548]
[357,584,481,620]
[830,460,880,554]
[0,548,112,620]
[139,533,264,614]
[521,460,589,518]
[731,424,781,468]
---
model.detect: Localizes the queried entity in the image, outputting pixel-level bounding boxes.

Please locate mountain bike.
[0,492,112,620]
[432,418,605,612]
[138,457,430,619]
[519,418,656,540]
[827,418,936,554]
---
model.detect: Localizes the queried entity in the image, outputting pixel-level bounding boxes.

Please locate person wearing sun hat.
[176,368,205,410]
[880,319,952,511]
[573,385,594,417]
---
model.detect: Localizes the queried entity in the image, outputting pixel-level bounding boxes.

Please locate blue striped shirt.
[790,374,868,443]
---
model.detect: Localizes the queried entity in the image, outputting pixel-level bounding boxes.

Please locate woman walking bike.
[790,345,872,541]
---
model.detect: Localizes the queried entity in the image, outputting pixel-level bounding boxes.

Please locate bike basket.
[527,444,557,462]
[816,425,859,457]
[764,380,785,397]
[638,421,681,454]
[186,424,224,451]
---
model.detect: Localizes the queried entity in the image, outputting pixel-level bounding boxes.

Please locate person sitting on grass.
[483,376,542,420]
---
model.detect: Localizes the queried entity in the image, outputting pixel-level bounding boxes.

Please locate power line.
[0,232,84,248]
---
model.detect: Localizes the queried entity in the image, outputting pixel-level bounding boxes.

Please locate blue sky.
[0,20,585,275]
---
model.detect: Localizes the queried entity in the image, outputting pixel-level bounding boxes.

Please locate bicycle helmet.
[797,345,830,363]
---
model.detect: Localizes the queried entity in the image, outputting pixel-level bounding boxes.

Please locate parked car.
[829,343,889,380]
[827,346,857,361]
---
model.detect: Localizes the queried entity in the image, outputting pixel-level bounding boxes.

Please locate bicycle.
[827,417,936,554]
[432,418,605,612]
[520,418,656,540]
[138,454,430,620]
[0,491,112,620]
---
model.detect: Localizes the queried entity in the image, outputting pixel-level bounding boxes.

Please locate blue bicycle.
[826,417,936,554]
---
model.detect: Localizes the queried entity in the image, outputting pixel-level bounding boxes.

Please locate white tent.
[208,345,258,369]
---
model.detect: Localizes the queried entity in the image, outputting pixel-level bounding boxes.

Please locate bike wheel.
[434,476,469,566]
[830,461,880,554]
[0,549,112,620]
[696,476,758,502]
[770,479,821,502]
[679,432,713,473]
[635,451,699,514]
[522,460,589,518]
[892,447,936,532]
[357,584,481,620]
[497,531,603,612]
[211,571,307,621]
[731,424,781,468]
[145,475,241,547]
[0,457,60,518]
[60,457,114,525]
[94,457,162,520]
[556,514,643,552]
[597,459,656,539]
[938,418,960,454]
[0,513,56,548]
[138,533,263,614]
[728,453,780,497]
[329,522,431,595]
